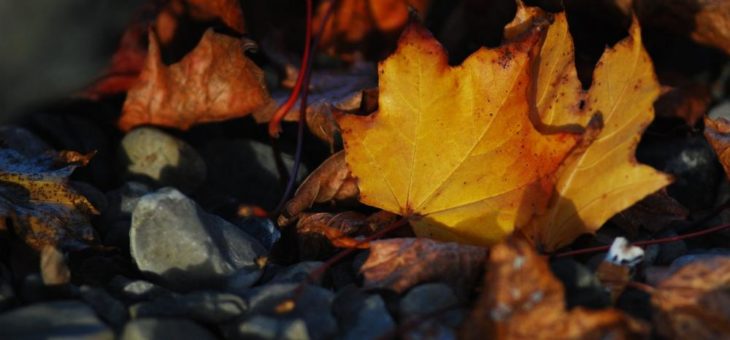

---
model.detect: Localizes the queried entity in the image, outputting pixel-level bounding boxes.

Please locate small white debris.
[606,237,644,267]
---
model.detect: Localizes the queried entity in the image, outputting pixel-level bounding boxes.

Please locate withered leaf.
[314,0,431,59]
[278,151,358,226]
[462,237,648,339]
[704,116,730,179]
[119,29,273,131]
[652,256,730,339]
[257,62,377,146]
[0,149,98,252]
[655,84,711,126]
[360,237,487,295]
[82,23,148,99]
[156,0,246,46]
[611,189,688,235]
[295,211,398,260]
[637,0,730,55]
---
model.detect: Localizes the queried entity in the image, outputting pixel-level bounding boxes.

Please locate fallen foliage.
[119,29,273,131]
[462,237,648,339]
[360,237,487,295]
[652,256,730,339]
[339,10,670,249]
[704,116,730,179]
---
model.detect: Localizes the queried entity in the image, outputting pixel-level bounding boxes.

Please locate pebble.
[107,276,174,303]
[130,291,247,324]
[230,315,310,340]
[0,300,113,339]
[120,127,207,193]
[646,136,722,210]
[399,283,459,321]
[130,188,267,292]
[231,216,281,251]
[656,231,688,265]
[268,261,323,284]
[227,283,337,339]
[121,318,216,340]
[79,286,128,330]
[399,283,465,339]
[333,286,395,340]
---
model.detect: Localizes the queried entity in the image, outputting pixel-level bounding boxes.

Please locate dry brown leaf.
[636,0,730,55]
[462,237,648,340]
[360,237,487,295]
[314,0,431,59]
[256,63,377,145]
[155,0,245,45]
[652,256,730,339]
[81,23,148,99]
[655,84,711,126]
[611,189,688,235]
[119,29,273,131]
[295,211,399,260]
[704,116,730,179]
[297,211,373,249]
[278,151,358,226]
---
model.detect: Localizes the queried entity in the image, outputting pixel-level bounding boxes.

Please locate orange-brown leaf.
[81,23,148,99]
[360,237,487,294]
[462,237,648,339]
[314,0,431,59]
[652,256,730,339]
[704,116,730,179]
[278,151,358,226]
[119,29,273,131]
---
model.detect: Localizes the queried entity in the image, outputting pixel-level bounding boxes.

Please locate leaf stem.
[268,0,313,138]
[554,223,730,258]
[273,0,339,214]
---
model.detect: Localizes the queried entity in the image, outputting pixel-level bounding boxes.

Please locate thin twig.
[554,223,730,258]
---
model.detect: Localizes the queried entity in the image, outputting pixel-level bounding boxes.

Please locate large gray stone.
[130,188,267,292]
[0,300,113,339]
[120,128,206,193]
[121,318,216,340]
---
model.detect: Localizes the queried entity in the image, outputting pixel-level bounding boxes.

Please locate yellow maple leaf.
[524,14,673,251]
[338,24,578,245]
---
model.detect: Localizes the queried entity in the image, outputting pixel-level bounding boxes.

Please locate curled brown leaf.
[360,237,487,295]
[278,151,358,226]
